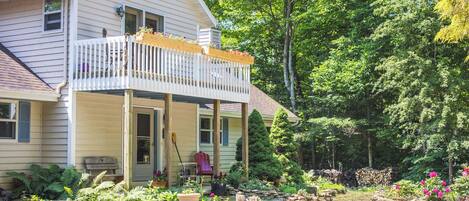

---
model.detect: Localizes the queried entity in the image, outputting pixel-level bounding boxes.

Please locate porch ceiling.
[89,90,238,104]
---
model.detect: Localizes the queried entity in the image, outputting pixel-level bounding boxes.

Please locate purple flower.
[429,171,438,178]
[210,192,215,197]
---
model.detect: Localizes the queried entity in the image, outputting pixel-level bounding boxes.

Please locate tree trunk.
[311,138,316,169]
[332,143,336,170]
[449,157,454,183]
[368,133,373,168]
[282,0,296,111]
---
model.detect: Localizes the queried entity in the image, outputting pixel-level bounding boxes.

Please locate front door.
[133,108,154,181]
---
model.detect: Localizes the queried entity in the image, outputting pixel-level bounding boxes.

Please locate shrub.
[308,176,346,193]
[452,167,469,198]
[279,184,298,194]
[419,171,452,200]
[385,180,422,200]
[7,164,89,200]
[248,110,283,181]
[239,179,274,191]
[270,109,304,184]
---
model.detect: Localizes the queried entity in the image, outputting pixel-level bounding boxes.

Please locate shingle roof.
[202,85,299,121]
[0,43,55,94]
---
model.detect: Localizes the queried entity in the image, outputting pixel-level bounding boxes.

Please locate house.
[0,0,298,188]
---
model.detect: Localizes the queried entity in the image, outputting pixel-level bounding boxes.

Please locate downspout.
[56,0,70,96]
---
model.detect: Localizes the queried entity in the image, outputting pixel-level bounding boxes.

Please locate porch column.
[241,103,249,177]
[123,89,134,189]
[164,94,174,185]
[213,99,221,175]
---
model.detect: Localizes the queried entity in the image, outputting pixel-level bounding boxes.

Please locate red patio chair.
[194,151,213,176]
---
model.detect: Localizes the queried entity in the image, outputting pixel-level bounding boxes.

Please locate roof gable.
[196,0,218,26]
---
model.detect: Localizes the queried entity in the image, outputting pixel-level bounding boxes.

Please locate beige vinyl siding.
[0,0,69,167]
[200,118,242,172]
[75,92,198,181]
[0,102,43,189]
[77,0,214,40]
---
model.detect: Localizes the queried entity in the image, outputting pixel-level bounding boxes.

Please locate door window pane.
[137,114,150,137]
[137,114,151,164]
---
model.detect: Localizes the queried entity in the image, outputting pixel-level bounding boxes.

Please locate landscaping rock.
[308,169,343,183]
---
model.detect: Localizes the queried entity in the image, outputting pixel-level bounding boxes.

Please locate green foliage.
[279,184,298,194]
[239,179,274,191]
[248,110,283,181]
[235,137,242,162]
[307,176,346,193]
[452,168,469,199]
[226,165,247,189]
[270,109,304,183]
[7,164,89,200]
[384,180,422,200]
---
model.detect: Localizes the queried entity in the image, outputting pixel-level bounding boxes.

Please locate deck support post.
[164,94,174,185]
[241,102,249,177]
[213,99,221,176]
[123,89,134,189]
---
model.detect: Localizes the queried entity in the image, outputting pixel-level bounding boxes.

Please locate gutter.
[56,0,70,97]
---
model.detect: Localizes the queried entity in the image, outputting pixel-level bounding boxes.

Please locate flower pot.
[211,183,227,196]
[203,47,254,65]
[177,193,200,201]
[151,180,168,188]
[136,33,203,53]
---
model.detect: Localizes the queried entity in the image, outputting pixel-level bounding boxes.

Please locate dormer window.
[43,0,63,32]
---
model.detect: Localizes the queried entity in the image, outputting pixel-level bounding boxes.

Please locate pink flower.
[394,184,401,190]
[442,180,447,186]
[437,191,443,199]
[210,192,215,197]
[420,179,426,186]
[463,171,468,177]
[423,189,429,194]
[433,188,439,193]
[429,171,438,178]
[445,187,451,193]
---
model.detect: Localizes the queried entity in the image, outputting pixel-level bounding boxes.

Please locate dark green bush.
[248,110,283,181]
[7,164,89,200]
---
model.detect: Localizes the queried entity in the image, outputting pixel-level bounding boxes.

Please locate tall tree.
[434,0,469,61]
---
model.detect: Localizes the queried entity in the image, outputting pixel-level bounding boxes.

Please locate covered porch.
[69,33,252,187]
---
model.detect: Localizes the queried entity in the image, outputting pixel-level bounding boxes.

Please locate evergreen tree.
[270,109,304,183]
[235,137,242,161]
[248,110,282,181]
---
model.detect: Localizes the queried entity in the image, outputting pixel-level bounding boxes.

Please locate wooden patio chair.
[194,151,214,177]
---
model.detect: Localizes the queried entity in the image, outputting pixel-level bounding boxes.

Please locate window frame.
[121,5,166,35]
[199,116,226,145]
[42,0,64,33]
[0,99,19,143]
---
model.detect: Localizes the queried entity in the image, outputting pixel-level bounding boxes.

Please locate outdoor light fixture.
[115,5,125,17]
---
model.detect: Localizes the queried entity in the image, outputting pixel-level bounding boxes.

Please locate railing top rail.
[75,36,127,45]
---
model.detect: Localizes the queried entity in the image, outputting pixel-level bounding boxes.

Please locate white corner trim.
[0,89,59,102]
[196,104,200,152]
[67,90,77,166]
[197,0,218,26]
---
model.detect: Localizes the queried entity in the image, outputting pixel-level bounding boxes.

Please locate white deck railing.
[70,36,250,103]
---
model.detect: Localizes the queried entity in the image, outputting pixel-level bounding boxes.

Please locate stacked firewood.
[355,167,393,186]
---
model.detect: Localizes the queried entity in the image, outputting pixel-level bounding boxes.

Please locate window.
[124,7,164,34]
[0,101,17,140]
[199,117,226,145]
[43,0,62,31]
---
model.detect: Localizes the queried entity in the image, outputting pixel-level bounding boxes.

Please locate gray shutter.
[18,101,31,143]
[222,118,229,146]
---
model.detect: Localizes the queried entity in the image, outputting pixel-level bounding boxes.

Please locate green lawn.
[333,189,376,201]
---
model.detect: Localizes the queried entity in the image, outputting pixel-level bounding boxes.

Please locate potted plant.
[211,172,228,196]
[151,169,168,188]
[177,179,202,201]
